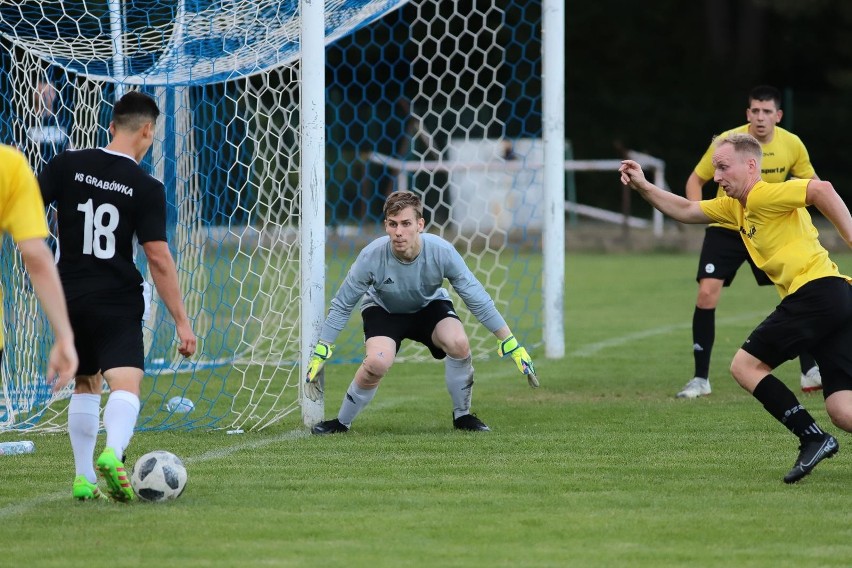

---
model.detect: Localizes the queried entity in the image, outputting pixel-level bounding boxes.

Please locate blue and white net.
[0,0,406,85]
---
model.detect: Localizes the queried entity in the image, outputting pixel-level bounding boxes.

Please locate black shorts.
[70,311,144,375]
[742,277,852,397]
[362,299,462,360]
[696,226,772,286]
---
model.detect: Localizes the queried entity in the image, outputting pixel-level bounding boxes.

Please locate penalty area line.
[569,311,766,358]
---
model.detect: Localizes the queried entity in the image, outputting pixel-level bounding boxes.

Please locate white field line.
[0,428,308,519]
[569,311,766,358]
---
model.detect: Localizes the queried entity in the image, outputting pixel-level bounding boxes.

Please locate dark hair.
[112,91,160,131]
[748,85,782,109]
[383,190,423,219]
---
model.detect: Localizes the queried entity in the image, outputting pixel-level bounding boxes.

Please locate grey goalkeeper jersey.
[320,233,507,344]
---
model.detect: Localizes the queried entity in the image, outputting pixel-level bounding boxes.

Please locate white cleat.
[801,366,823,393]
[676,377,711,399]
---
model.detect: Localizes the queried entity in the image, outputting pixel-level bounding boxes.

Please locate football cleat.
[310,418,350,435]
[96,447,135,502]
[800,366,823,393]
[784,433,839,484]
[453,413,491,432]
[676,377,711,399]
[72,475,107,501]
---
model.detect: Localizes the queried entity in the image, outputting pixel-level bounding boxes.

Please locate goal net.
[0,0,550,432]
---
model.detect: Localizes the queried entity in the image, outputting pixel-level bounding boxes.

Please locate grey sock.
[445,354,474,419]
[337,382,378,427]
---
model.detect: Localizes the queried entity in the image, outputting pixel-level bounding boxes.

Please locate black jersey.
[38,148,167,315]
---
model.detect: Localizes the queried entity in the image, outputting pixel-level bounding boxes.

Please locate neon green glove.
[497,335,539,388]
[305,342,333,402]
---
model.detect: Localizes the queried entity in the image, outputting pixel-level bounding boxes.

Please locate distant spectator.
[24,80,71,171]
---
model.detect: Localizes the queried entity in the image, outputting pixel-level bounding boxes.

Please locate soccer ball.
[130,450,188,502]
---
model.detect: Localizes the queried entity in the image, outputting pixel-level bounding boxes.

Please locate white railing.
[366,148,670,237]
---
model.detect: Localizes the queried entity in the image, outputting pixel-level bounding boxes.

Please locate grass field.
[1,252,851,567]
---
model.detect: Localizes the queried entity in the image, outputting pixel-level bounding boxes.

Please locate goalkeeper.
[307,190,538,434]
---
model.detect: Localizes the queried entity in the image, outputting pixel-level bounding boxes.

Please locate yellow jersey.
[699,179,849,298]
[694,125,816,230]
[0,144,50,349]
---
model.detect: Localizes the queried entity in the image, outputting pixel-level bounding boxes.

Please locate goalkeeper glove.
[497,335,539,388]
[305,341,334,402]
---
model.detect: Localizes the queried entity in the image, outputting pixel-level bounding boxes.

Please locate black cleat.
[311,418,350,435]
[784,433,839,484]
[453,413,491,432]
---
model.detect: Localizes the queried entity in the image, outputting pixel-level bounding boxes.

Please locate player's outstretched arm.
[143,240,196,358]
[495,327,539,388]
[17,238,78,389]
[806,180,852,248]
[619,160,712,224]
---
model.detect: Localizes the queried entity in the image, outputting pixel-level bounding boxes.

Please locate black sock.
[752,374,823,440]
[692,307,715,379]
[799,352,817,374]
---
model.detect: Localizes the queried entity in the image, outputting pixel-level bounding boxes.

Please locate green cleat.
[96,447,135,502]
[72,475,107,501]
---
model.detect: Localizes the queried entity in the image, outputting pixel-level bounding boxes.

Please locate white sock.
[337,382,378,427]
[68,393,101,482]
[103,390,140,459]
[445,354,474,419]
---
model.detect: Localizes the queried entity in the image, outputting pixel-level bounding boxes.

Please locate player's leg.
[679,227,742,398]
[685,277,723,391]
[733,279,847,482]
[312,307,401,434]
[732,348,836,483]
[94,316,144,501]
[799,352,822,393]
[825,391,852,432]
[96,366,142,502]
[432,316,476,418]
[814,315,852,432]
[336,335,397,427]
[66,311,106,500]
[69,374,106,500]
[425,301,488,431]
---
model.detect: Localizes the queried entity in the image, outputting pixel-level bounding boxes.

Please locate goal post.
[0,0,564,433]
[300,0,328,426]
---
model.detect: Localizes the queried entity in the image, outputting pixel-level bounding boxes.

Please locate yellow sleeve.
[0,146,49,242]
[699,196,739,226]
[748,179,809,214]
[788,136,816,180]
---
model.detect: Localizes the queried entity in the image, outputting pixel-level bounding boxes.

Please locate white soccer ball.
[130,450,188,502]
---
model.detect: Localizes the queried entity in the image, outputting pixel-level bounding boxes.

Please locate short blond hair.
[715,132,762,162]
[383,191,423,219]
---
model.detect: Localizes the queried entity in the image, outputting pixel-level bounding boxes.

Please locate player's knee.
[729,355,756,390]
[827,407,852,433]
[442,337,470,359]
[825,391,852,432]
[696,286,721,308]
[362,354,392,382]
